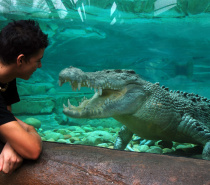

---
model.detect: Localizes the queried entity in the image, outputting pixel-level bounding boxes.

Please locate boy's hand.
[0,142,23,174]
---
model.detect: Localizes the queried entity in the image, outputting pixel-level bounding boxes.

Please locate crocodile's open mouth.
[59,78,126,117]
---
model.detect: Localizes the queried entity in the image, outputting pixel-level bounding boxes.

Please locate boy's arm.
[0,104,42,174]
[0,106,42,160]
[0,120,42,160]
[0,142,23,174]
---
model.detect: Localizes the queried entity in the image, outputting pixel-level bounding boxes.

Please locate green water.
[1,0,210,159]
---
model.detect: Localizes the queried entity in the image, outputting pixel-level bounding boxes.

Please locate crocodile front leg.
[178,113,210,160]
[114,125,133,150]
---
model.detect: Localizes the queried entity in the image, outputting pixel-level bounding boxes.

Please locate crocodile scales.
[59,66,210,160]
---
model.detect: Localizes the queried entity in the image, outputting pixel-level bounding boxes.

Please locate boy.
[0,19,48,173]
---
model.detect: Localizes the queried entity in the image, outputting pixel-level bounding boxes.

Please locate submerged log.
[0,141,209,185]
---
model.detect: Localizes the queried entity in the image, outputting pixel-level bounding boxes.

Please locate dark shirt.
[0,79,20,125]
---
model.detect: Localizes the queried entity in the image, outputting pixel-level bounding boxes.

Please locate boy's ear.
[17,54,25,66]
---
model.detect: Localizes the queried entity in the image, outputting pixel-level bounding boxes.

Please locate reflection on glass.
[110,2,117,25]
[154,0,177,16]
[77,7,84,22]
[110,2,117,16]
[52,0,67,19]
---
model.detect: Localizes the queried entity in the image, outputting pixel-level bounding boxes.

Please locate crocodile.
[59,66,210,160]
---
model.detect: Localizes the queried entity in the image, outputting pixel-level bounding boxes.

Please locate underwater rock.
[55,128,70,135]
[68,126,85,133]
[46,138,55,142]
[132,144,142,152]
[163,148,174,153]
[109,127,120,133]
[96,126,104,130]
[74,127,86,133]
[97,143,110,148]
[44,132,64,141]
[57,139,69,143]
[137,145,150,152]
[24,117,41,129]
[69,137,81,143]
[63,134,72,139]
[176,144,194,150]
[82,126,94,132]
[0,142,209,185]
[83,131,114,146]
[40,137,46,141]
[147,146,163,154]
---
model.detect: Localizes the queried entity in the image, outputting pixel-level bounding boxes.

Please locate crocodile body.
[59,66,210,160]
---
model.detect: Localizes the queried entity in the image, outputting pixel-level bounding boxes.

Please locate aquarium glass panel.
[1,0,210,160]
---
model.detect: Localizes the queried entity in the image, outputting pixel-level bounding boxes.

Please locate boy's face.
[18,48,45,80]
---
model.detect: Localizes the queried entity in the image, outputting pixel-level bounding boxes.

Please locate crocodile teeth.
[98,87,102,95]
[58,80,62,86]
[87,81,90,87]
[78,83,81,90]
[63,104,67,109]
[61,77,117,97]
[68,99,71,108]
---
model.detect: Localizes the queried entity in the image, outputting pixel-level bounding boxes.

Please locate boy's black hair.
[0,19,48,65]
